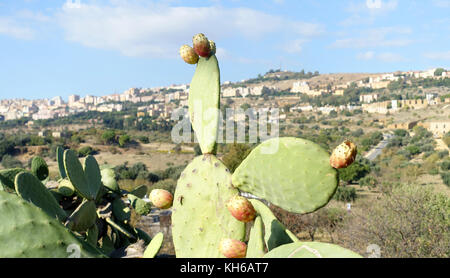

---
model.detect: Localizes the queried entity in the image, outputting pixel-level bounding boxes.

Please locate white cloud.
[356,51,406,62]
[332,26,413,48]
[0,17,35,40]
[341,0,398,26]
[357,51,375,60]
[377,52,406,62]
[282,39,307,54]
[424,51,450,60]
[365,0,398,11]
[56,1,324,58]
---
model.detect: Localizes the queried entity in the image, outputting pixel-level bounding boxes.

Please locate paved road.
[364,133,394,161]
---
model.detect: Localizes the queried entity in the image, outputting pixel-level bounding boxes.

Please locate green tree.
[338,160,370,184]
[118,134,131,148]
[221,143,252,173]
[101,130,116,144]
[434,68,445,76]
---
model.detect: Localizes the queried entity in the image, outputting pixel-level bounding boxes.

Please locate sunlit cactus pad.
[188,55,220,154]
[0,191,105,258]
[263,241,362,258]
[232,137,339,214]
[249,199,297,251]
[172,155,245,257]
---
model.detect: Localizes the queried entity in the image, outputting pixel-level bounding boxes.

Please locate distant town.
[1,67,449,137]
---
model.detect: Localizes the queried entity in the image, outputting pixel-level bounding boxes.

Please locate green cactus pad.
[249,199,297,251]
[86,224,99,247]
[188,55,220,154]
[31,156,49,181]
[263,241,362,258]
[58,179,75,197]
[83,155,102,200]
[130,185,148,199]
[0,191,105,258]
[246,216,265,258]
[101,168,120,193]
[0,168,26,192]
[143,232,164,258]
[112,198,131,223]
[232,137,339,214]
[128,194,151,216]
[134,228,152,245]
[56,146,67,179]
[14,172,67,222]
[172,155,245,258]
[65,200,97,232]
[64,150,100,200]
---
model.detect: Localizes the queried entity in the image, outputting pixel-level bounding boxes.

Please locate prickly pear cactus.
[172,155,245,257]
[246,216,265,258]
[249,199,297,251]
[232,137,339,214]
[15,172,67,222]
[0,168,26,192]
[263,241,362,258]
[0,191,105,258]
[188,55,221,154]
[31,156,49,181]
[143,232,164,258]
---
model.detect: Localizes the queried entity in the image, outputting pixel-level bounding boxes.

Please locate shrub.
[441,172,450,187]
[359,175,378,188]
[118,134,130,148]
[77,146,95,157]
[221,143,252,173]
[337,184,450,257]
[149,179,177,195]
[1,155,23,169]
[333,186,357,202]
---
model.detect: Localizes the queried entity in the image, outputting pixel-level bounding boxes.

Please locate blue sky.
[0,0,449,100]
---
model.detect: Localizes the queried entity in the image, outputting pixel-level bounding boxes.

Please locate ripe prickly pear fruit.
[209,40,216,55]
[192,33,211,57]
[179,44,199,64]
[219,238,247,258]
[330,140,357,169]
[226,195,256,222]
[149,189,173,209]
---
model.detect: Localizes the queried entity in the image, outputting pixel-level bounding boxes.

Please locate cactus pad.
[58,179,75,197]
[65,200,97,232]
[101,168,120,193]
[172,155,245,258]
[56,146,67,179]
[112,198,131,223]
[83,155,102,200]
[15,172,67,222]
[64,150,100,200]
[249,199,297,251]
[130,185,148,199]
[128,194,151,216]
[31,156,49,181]
[263,241,362,258]
[246,216,265,258]
[0,168,26,192]
[0,191,105,258]
[143,232,164,258]
[188,55,220,154]
[232,137,339,214]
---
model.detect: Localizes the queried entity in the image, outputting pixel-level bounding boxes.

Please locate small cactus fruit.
[149,189,173,209]
[330,140,357,169]
[219,238,247,258]
[209,40,216,55]
[226,195,256,222]
[179,44,199,64]
[192,33,211,57]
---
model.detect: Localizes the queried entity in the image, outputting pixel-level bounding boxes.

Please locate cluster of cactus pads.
[0,147,172,258]
[174,33,362,258]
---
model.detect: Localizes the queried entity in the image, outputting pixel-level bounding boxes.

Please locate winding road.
[364,132,394,161]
